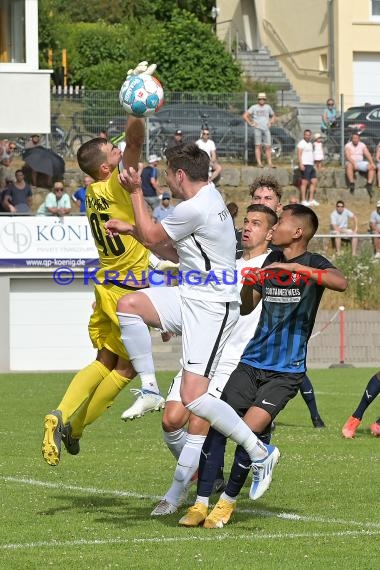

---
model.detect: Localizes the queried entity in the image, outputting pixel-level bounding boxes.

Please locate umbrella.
[23,146,65,179]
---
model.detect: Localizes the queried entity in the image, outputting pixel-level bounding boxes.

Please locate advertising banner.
[0,216,99,268]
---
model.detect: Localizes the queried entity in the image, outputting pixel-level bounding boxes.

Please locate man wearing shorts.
[243,92,276,168]
[150,204,276,516]
[105,143,281,503]
[41,62,165,467]
[297,129,319,207]
[330,200,358,256]
[344,132,375,197]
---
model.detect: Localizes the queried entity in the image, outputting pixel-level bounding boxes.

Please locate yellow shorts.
[88,283,144,360]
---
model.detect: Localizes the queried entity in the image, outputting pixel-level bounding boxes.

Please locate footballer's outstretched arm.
[240,284,262,316]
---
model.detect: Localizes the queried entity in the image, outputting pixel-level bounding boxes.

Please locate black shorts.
[221,362,305,419]
[301,164,317,181]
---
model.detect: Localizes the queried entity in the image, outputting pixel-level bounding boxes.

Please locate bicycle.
[50,112,93,158]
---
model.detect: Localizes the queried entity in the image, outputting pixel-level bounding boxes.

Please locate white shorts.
[138,286,182,335]
[138,286,240,378]
[346,160,368,172]
[166,366,234,402]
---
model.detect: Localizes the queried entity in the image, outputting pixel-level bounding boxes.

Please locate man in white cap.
[141,154,162,210]
[243,92,276,168]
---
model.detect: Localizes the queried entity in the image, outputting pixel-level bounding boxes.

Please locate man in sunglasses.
[195,128,222,182]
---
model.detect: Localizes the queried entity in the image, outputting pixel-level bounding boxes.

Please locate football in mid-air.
[119,74,164,118]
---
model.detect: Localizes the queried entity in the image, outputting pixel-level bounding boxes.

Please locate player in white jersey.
[150,204,277,516]
[105,143,280,503]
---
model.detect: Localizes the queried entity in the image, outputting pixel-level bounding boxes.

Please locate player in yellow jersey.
[41,61,165,467]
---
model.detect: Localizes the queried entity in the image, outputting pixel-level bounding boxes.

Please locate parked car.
[328,104,380,154]
[108,104,296,162]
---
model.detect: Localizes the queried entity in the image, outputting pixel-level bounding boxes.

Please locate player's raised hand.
[104,218,134,237]
[118,166,141,194]
[126,61,157,78]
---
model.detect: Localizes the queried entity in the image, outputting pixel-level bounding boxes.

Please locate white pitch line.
[2,530,380,551]
[2,476,379,531]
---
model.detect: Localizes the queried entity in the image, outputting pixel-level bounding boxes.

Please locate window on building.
[371,0,380,17]
[319,54,328,72]
[0,0,26,63]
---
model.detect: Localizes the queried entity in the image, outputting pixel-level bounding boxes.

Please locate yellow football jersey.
[86,167,149,283]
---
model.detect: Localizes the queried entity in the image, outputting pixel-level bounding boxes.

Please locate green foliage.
[144,11,242,92]
[40,9,242,92]
[331,247,380,309]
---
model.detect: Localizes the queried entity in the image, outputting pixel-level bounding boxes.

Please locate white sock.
[186,393,267,461]
[163,427,188,460]
[220,492,237,503]
[195,495,209,507]
[165,434,206,507]
[117,312,160,393]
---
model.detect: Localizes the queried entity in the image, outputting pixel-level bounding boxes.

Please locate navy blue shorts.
[301,164,317,180]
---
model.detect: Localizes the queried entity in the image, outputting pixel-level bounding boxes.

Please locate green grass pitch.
[0,368,379,569]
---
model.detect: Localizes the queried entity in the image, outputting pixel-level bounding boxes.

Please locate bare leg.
[255,145,262,167]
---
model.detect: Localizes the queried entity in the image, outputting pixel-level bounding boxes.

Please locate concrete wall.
[152,310,380,371]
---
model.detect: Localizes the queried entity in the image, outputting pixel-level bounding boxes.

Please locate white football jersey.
[161,183,239,302]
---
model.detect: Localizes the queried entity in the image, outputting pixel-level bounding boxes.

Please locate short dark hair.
[249,174,282,200]
[226,202,239,218]
[77,137,107,179]
[336,200,345,207]
[165,142,209,182]
[282,203,319,239]
[246,203,278,229]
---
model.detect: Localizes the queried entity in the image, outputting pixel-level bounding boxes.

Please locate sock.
[165,434,206,507]
[58,360,110,424]
[163,427,188,460]
[195,495,209,507]
[197,427,227,498]
[73,370,132,437]
[186,392,266,461]
[299,375,319,419]
[117,312,159,393]
[220,492,237,503]
[353,374,380,420]
[224,445,252,498]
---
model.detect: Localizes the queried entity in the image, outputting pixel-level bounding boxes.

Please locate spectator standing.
[152,192,175,223]
[72,175,93,214]
[313,133,324,171]
[242,92,276,168]
[195,128,222,182]
[330,200,358,256]
[141,154,162,210]
[344,132,375,197]
[37,181,71,217]
[167,129,184,149]
[2,169,32,214]
[297,129,319,207]
[369,200,380,259]
[321,98,337,133]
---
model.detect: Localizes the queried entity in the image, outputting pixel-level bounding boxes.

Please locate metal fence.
[6,91,380,165]
[45,91,299,164]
